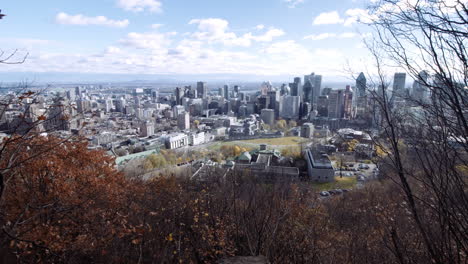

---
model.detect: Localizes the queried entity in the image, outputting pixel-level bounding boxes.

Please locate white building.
[173,105,185,119]
[165,133,189,149]
[189,132,205,146]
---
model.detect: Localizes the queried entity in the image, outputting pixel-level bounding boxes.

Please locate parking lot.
[317,161,379,197]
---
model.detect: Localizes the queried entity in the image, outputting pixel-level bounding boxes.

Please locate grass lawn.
[311,176,358,191]
[206,137,309,151]
[239,137,308,145]
[232,137,309,149]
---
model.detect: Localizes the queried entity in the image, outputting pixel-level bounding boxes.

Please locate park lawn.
[207,137,309,151]
[234,137,308,146]
[311,176,358,191]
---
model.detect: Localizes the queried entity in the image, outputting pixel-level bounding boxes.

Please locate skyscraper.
[392,73,406,100]
[280,95,301,119]
[343,86,354,118]
[175,87,185,105]
[290,77,301,97]
[197,82,207,99]
[224,85,230,100]
[303,73,322,106]
[280,84,290,96]
[177,112,190,130]
[356,72,367,97]
[260,81,272,95]
[302,80,313,104]
[412,70,429,102]
[260,109,275,126]
[313,75,322,105]
[328,90,345,119]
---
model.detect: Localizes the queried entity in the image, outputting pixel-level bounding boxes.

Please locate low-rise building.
[305,149,335,182]
[189,132,205,146]
[165,133,189,149]
[301,123,314,139]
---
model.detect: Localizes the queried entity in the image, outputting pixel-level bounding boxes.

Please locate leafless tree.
[359,1,467,263]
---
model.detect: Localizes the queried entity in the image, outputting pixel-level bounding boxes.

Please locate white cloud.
[55,12,129,28]
[313,11,344,25]
[189,18,284,47]
[304,33,337,40]
[151,23,164,29]
[105,46,122,54]
[255,24,265,30]
[250,28,285,42]
[339,32,357,38]
[304,32,357,40]
[344,8,375,26]
[4,17,364,77]
[283,0,305,8]
[117,0,162,13]
[119,32,173,53]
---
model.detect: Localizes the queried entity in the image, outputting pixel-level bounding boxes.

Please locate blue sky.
[0,0,376,80]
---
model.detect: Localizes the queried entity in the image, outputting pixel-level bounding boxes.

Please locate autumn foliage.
[0,136,466,263]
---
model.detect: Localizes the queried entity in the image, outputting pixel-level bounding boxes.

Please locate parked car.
[320,191,330,197]
[333,189,344,194]
[358,164,370,169]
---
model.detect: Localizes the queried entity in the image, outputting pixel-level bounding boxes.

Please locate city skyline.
[0,0,377,81]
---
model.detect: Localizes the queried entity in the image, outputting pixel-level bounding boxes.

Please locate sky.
[0,0,378,82]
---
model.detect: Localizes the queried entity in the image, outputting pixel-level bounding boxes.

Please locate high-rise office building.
[104,99,113,113]
[173,105,185,119]
[197,82,207,99]
[75,86,82,97]
[289,82,299,97]
[47,96,71,131]
[343,86,354,118]
[177,112,190,130]
[140,121,154,137]
[260,109,275,126]
[224,85,230,100]
[393,73,406,93]
[218,87,224,97]
[328,90,345,119]
[303,80,313,104]
[114,98,126,113]
[412,71,429,102]
[280,95,301,119]
[280,84,290,96]
[175,87,185,105]
[260,81,272,95]
[392,73,406,103]
[356,72,367,97]
[303,73,322,106]
[257,96,270,113]
[317,95,329,117]
[313,75,322,105]
[267,90,280,117]
[293,77,302,96]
